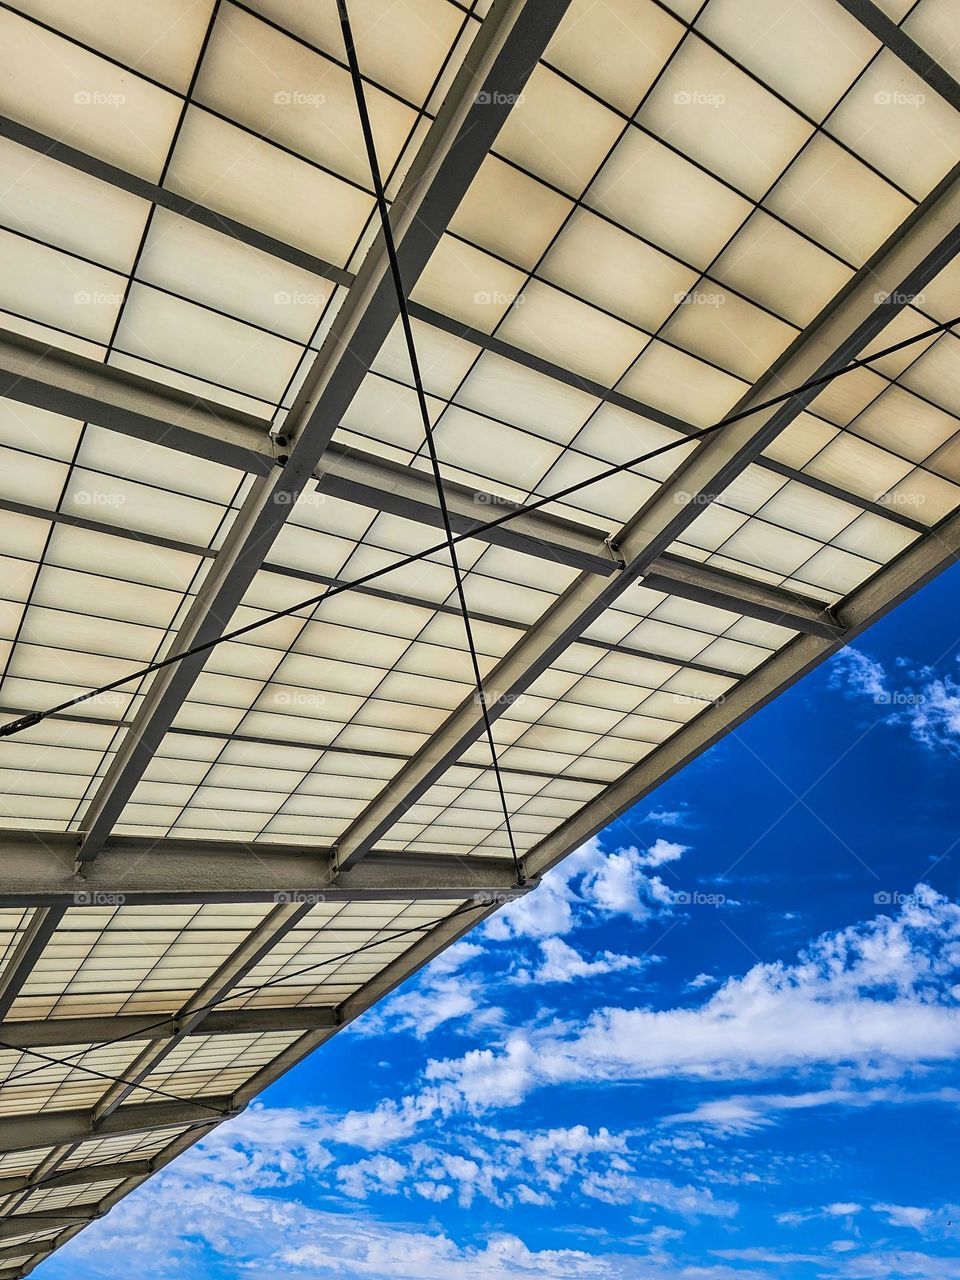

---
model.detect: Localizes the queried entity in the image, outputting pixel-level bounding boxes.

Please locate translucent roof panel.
[0,0,959,1268]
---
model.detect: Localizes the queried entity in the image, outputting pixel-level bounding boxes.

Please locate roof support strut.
[333,166,960,869]
[0,833,535,907]
[74,0,574,864]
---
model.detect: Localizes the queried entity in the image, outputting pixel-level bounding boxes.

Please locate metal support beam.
[406,304,930,534]
[835,1,960,111]
[74,0,573,863]
[0,1254,52,1274]
[0,1096,237,1155]
[234,895,500,1107]
[525,498,960,879]
[642,553,844,638]
[0,833,534,907]
[90,901,317,1122]
[0,419,840,631]
[0,1214,94,1243]
[334,166,960,868]
[0,328,273,475]
[316,442,619,575]
[0,115,353,286]
[0,909,63,1021]
[758,455,926,533]
[0,336,616,573]
[407,301,697,433]
[0,1159,153,1201]
[261,547,823,654]
[0,1005,337,1051]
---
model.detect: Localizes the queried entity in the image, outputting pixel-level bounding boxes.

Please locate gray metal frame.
[75,0,573,863]
[334,165,960,868]
[0,1098,238,1155]
[0,832,535,906]
[1,5,960,1274]
[0,337,856,625]
[835,0,960,111]
[526,499,960,877]
[0,1006,338,1049]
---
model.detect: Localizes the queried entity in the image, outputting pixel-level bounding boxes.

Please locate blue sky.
[49,564,960,1279]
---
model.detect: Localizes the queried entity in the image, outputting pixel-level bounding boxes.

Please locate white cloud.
[360,942,501,1040]
[174,1103,333,1190]
[288,1230,614,1278]
[581,848,677,921]
[428,941,486,975]
[333,1094,438,1150]
[338,1155,407,1199]
[828,650,960,755]
[714,1247,823,1265]
[899,674,960,750]
[834,1249,960,1277]
[484,840,602,942]
[830,648,889,700]
[642,808,689,827]
[57,1102,742,1280]
[419,888,960,1115]
[188,1105,734,1226]
[485,834,690,941]
[689,973,720,991]
[518,937,652,985]
[669,1084,960,1135]
[63,1166,614,1280]
[368,976,501,1039]
[641,838,688,867]
[873,1204,933,1231]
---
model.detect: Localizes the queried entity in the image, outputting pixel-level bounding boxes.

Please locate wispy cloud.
[828,648,960,755]
[514,936,656,985]
[407,889,960,1115]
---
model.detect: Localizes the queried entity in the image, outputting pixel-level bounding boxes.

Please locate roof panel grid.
[0,0,958,1268]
